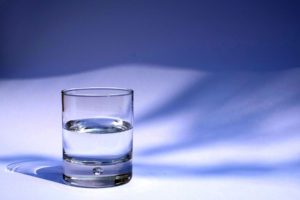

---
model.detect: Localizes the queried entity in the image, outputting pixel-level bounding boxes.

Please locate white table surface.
[1,65,300,200]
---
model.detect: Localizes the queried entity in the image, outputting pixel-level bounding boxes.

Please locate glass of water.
[61,87,133,187]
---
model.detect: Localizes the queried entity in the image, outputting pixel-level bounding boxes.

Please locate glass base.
[62,156,132,188]
[63,173,132,188]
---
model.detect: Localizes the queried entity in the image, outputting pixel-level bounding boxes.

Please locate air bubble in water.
[93,167,103,175]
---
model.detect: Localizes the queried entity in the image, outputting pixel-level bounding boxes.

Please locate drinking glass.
[61,87,134,187]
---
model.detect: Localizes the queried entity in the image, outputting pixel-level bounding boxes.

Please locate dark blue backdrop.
[0,0,299,78]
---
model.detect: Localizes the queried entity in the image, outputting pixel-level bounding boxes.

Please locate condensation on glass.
[61,87,133,188]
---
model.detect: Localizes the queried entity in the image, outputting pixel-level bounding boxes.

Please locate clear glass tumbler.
[61,87,133,187]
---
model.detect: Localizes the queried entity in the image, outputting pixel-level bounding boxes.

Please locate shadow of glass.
[35,166,64,184]
[2,155,64,185]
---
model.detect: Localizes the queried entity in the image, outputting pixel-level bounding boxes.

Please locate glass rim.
[61,87,134,97]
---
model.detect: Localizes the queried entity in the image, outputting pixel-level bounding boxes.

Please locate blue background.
[0,1,300,199]
[1,0,299,78]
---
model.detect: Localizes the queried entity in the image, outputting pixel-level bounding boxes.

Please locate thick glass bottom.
[63,173,132,188]
[62,154,132,188]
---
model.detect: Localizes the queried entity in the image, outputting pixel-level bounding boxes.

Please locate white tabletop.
[1,65,300,200]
